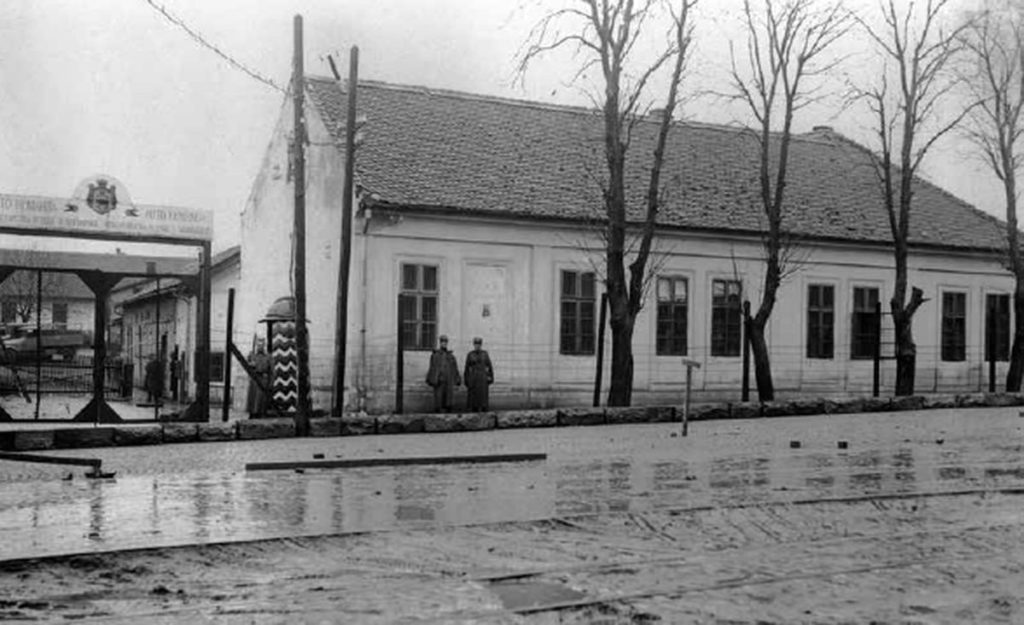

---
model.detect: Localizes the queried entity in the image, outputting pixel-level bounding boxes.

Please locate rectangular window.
[807,284,835,359]
[941,292,967,362]
[656,277,688,355]
[851,287,880,360]
[210,351,225,383]
[711,279,742,357]
[1,300,16,324]
[560,270,596,355]
[399,263,438,351]
[986,293,1010,362]
[51,302,68,329]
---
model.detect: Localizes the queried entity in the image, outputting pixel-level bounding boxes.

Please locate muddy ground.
[1,490,1022,624]
[1,408,1023,623]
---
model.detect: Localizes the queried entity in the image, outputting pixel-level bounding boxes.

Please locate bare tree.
[0,267,61,325]
[729,0,851,402]
[518,0,696,406]
[856,0,973,396]
[960,0,1024,391]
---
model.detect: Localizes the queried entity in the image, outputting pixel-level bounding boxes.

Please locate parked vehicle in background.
[0,326,91,362]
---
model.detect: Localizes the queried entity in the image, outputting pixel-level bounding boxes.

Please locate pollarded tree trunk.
[892,308,917,396]
[607,313,635,407]
[746,317,774,401]
[1008,280,1024,391]
[1004,177,1024,391]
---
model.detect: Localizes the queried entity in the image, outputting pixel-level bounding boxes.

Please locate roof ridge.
[306,75,853,144]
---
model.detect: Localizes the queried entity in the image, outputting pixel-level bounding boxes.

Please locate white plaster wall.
[236,95,359,413]
[351,212,1014,412]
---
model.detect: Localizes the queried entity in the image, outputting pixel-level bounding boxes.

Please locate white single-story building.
[236,77,1012,414]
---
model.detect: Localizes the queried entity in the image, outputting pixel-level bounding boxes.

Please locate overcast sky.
[0,0,997,255]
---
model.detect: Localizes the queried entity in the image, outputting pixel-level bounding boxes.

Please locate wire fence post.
[681,358,701,437]
[987,310,996,393]
[222,288,235,423]
[741,300,750,403]
[873,301,881,398]
[593,292,608,407]
[395,293,404,415]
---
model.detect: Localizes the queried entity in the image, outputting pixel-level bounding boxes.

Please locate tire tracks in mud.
[468,489,1024,618]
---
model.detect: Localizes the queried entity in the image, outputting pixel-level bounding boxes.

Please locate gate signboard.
[0,184,212,242]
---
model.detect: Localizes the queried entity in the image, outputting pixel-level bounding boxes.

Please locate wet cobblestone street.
[0,406,1023,623]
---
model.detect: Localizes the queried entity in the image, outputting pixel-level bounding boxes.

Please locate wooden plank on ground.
[245,453,547,472]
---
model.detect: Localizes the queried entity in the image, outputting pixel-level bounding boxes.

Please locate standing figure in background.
[144,356,164,406]
[426,334,460,412]
[246,338,271,418]
[169,349,180,401]
[463,337,493,412]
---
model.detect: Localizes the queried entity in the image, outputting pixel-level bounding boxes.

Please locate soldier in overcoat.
[463,337,493,412]
[426,334,460,412]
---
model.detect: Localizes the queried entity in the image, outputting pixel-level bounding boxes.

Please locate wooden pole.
[681,358,701,437]
[153,277,161,420]
[332,46,359,418]
[35,270,42,420]
[396,293,404,414]
[593,292,608,407]
[222,288,235,423]
[741,300,750,402]
[292,14,311,435]
[987,301,996,393]
[185,241,213,422]
[873,301,881,398]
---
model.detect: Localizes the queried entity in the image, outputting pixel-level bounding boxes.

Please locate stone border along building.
[236,77,1011,415]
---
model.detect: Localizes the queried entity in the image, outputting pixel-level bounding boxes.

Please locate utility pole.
[331,46,359,418]
[292,14,311,435]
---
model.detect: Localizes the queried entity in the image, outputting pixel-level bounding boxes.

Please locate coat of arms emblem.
[65,174,139,216]
[86,179,117,215]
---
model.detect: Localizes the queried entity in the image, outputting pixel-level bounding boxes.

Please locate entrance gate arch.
[0,179,214,423]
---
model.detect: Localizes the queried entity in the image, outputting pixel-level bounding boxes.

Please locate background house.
[238,78,1012,414]
[0,270,94,336]
[110,246,240,404]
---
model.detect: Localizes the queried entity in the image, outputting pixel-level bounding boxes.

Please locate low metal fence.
[0,360,131,396]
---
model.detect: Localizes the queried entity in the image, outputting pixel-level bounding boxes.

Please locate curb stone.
[198,423,237,442]
[0,430,55,452]
[309,417,342,437]
[238,418,295,440]
[3,392,1022,450]
[162,423,199,444]
[54,428,114,449]
[496,410,557,429]
[113,426,163,447]
[377,414,425,434]
[557,408,605,426]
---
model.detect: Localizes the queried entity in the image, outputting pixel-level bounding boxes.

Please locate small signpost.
[681,358,701,437]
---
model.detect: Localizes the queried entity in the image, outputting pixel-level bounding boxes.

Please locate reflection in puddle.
[3,441,1020,562]
[0,459,552,561]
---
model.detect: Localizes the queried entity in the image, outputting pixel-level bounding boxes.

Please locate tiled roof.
[306,78,1007,252]
[0,271,92,299]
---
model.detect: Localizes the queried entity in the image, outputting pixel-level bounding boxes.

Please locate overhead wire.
[141,0,288,95]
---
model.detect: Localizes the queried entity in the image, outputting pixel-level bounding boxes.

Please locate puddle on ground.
[0,459,553,560]
[4,439,1024,562]
[489,580,586,611]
